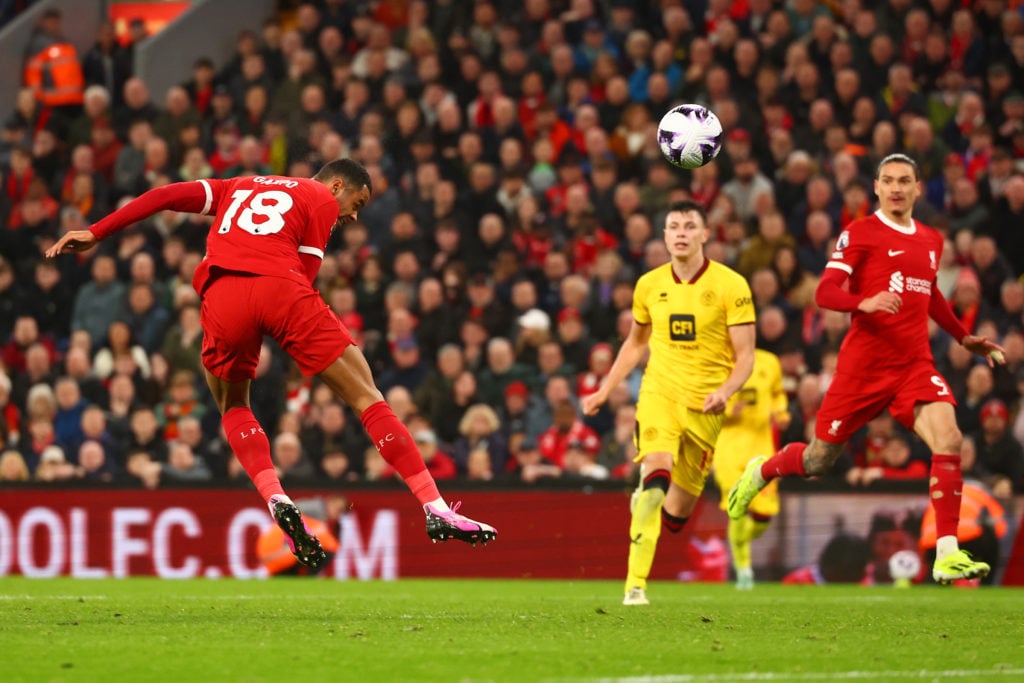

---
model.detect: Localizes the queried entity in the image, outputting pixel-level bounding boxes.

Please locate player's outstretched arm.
[46,182,210,257]
[45,230,98,256]
[961,335,1007,367]
[581,320,651,416]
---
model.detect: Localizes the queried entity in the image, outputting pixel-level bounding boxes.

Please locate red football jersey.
[192,175,338,293]
[825,210,944,372]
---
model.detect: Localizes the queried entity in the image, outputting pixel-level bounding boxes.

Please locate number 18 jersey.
[191,175,339,294]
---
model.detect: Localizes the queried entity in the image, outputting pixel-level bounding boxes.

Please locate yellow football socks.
[750,517,770,542]
[625,488,665,592]
[730,514,772,572]
[728,515,752,570]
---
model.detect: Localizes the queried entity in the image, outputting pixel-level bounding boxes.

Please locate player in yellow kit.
[583,200,756,606]
[713,349,790,590]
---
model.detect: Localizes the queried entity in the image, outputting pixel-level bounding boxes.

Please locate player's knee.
[318,348,385,413]
[936,425,963,455]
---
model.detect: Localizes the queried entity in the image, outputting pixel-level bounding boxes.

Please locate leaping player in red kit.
[727,154,1005,584]
[47,159,496,570]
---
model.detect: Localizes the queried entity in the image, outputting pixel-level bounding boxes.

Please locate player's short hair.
[665,200,709,229]
[875,153,919,181]
[314,158,373,195]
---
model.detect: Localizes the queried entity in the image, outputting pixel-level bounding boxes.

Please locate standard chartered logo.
[888,271,905,294]
[888,270,930,295]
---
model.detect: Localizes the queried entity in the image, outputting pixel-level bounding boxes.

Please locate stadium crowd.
[0,0,1022,497]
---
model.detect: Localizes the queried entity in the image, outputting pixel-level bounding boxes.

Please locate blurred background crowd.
[0,0,1021,501]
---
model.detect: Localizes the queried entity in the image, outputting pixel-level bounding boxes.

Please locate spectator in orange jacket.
[259,512,340,576]
[22,9,85,113]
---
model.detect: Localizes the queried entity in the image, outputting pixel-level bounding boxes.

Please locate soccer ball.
[657,104,724,170]
[888,549,922,584]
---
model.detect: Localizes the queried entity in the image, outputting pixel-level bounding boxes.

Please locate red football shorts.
[200,273,354,381]
[815,361,956,443]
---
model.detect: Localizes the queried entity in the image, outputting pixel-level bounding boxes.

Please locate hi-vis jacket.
[24,41,84,107]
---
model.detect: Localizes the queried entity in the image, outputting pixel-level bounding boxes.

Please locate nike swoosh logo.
[888,250,904,256]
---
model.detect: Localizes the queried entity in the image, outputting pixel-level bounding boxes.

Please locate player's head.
[314,158,373,226]
[874,153,919,181]
[663,200,709,260]
[873,153,921,221]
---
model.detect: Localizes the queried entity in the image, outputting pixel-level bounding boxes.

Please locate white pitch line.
[0,595,109,600]
[0,594,327,601]
[565,670,1024,683]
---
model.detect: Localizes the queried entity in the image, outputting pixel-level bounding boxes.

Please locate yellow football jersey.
[633,260,756,411]
[721,349,789,436]
[714,349,789,517]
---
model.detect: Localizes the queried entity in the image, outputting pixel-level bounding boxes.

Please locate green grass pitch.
[3,578,1023,683]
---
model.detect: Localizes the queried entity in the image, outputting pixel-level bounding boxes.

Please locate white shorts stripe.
[198,179,213,215]
[826,261,853,274]
[298,245,325,259]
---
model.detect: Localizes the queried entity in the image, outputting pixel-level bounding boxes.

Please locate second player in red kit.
[813,202,953,442]
[726,154,1004,585]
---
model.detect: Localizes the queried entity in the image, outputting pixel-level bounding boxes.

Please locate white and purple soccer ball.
[888,549,922,582]
[657,104,724,170]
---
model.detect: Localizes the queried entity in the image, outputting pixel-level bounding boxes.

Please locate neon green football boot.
[932,550,990,585]
[726,456,767,520]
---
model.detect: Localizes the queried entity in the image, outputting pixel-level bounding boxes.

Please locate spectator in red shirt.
[89,118,121,185]
[413,428,457,480]
[2,316,57,374]
[208,121,242,177]
[561,438,608,480]
[533,102,572,161]
[539,399,600,468]
[544,151,587,219]
[0,371,19,446]
[846,433,929,486]
[4,145,34,207]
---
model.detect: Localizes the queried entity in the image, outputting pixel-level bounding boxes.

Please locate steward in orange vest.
[22,9,84,108]
[258,514,340,576]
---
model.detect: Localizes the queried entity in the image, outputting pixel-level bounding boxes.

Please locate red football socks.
[930,454,963,539]
[760,442,808,481]
[222,407,284,503]
[360,400,441,506]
